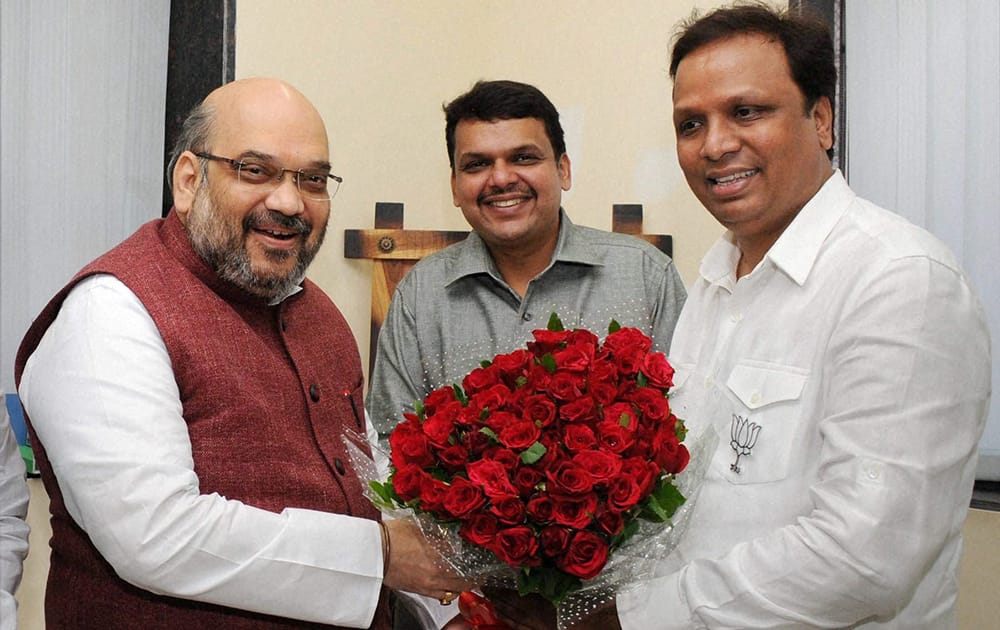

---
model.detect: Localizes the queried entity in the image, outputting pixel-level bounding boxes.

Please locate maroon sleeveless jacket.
[15,212,391,629]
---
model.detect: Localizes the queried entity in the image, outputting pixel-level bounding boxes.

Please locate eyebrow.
[457,144,547,160]
[236,150,331,171]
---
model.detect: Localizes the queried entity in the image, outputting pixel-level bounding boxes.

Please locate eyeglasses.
[195,152,343,202]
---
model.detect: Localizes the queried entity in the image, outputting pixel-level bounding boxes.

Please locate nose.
[486,160,518,189]
[700,120,740,161]
[265,170,305,215]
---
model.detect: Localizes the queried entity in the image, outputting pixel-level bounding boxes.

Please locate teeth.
[714,170,756,184]
[491,199,522,208]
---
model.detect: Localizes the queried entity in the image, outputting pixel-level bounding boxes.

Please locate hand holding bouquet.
[369,314,710,628]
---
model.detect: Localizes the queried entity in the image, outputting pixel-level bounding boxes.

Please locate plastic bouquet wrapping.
[351,314,715,629]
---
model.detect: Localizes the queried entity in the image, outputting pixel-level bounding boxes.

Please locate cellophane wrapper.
[344,427,716,629]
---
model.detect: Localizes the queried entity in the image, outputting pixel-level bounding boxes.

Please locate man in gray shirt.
[366,79,686,441]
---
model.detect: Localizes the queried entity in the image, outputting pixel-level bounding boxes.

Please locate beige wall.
[235,0,728,373]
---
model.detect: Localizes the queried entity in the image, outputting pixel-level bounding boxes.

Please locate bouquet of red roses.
[368,314,707,625]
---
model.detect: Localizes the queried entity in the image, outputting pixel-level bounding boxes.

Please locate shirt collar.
[443,209,602,286]
[699,170,854,287]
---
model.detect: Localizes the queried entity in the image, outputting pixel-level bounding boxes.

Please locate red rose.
[597,420,635,454]
[595,503,625,536]
[559,396,598,423]
[607,476,643,512]
[498,418,542,450]
[389,420,434,468]
[627,387,670,421]
[529,328,573,355]
[603,327,652,355]
[551,493,598,529]
[459,512,499,547]
[463,363,502,394]
[484,447,521,471]
[653,434,690,474]
[557,530,609,580]
[538,525,573,557]
[553,340,594,372]
[492,349,532,380]
[522,395,557,427]
[562,423,597,451]
[467,459,518,498]
[468,384,512,419]
[489,495,527,524]
[641,352,675,389]
[491,526,541,568]
[572,449,623,484]
[443,477,487,519]
[419,474,449,515]
[621,457,660,495]
[526,494,555,523]
[512,466,543,496]
[603,402,638,431]
[437,444,470,470]
[391,464,425,502]
[423,386,458,415]
[546,460,596,495]
[483,410,519,434]
[421,413,456,448]
[547,371,585,401]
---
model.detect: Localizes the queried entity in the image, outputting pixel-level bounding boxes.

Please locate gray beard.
[185,187,326,300]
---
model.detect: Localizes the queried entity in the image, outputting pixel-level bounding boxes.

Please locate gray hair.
[166,101,215,189]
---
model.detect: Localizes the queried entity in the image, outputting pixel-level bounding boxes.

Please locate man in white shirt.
[491,5,991,629]
[16,78,468,629]
[0,419,29,630]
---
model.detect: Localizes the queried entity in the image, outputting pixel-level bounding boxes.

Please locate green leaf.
[540,353,557,374]
[520,441,547,464]
[452,384,468,405]
[619,412,631,428]
[642,480,686,522]
[608,319,621,334]
[637,372,648,388]
[369,480,401,510]
[480,426,500,443]
[414,399,425,421]
[480,359,493,368]
[547,312,565,331]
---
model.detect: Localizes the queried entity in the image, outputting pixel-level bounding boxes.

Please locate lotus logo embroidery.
[730,414,761,474]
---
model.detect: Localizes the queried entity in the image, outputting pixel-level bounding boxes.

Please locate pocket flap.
[726,362,807,409]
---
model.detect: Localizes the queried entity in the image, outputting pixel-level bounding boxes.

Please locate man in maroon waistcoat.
[14,78,470,629]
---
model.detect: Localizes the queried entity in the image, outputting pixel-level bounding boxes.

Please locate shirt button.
[334,458,346,475]
[750,392,761,405]
[309,384,320,402]
[522,312,533,321]
[730,311,742,323]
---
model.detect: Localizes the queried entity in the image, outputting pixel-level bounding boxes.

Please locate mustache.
[244,209,311,235]
[478,183,535,205]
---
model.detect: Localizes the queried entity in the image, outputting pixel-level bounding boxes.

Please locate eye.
[512,153,542,164]
[459,159,489,173]
[298,170,330,193]
[734,106,763,120]
[676,119,702,136]
[237,161,275,183]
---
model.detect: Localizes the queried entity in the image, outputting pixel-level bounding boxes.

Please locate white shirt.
[18,275,390,627]
[0,419,30,630]
[618,172,992,629]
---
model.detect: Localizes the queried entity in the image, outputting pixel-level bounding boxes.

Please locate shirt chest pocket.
[716,362,809,485]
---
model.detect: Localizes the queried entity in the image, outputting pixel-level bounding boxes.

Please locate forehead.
[672,34,799,109]
[454,117,553,156]
[210,93,329,162]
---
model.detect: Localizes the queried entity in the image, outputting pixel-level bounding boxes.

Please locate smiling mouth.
[254,227,299,241]
[709,169,758,185]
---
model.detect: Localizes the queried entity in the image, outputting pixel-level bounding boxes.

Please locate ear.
[450,170,460,207]
[557,153,572,191]
[171,151,203,224]
[812,96,834,152]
